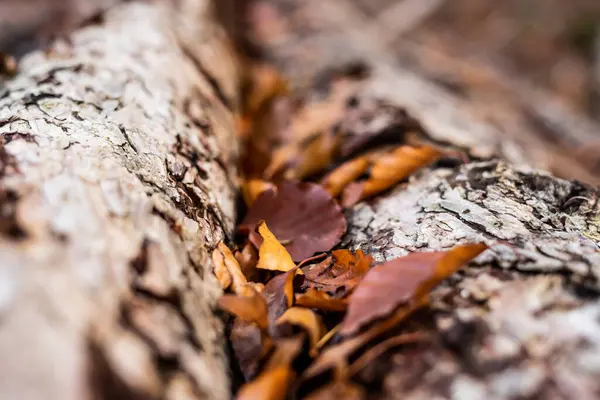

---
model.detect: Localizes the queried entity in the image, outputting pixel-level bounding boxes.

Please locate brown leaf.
[342,145,443,206]
[216,242,255,296]
[305,381,366,400]
[240,182,347,261]
[295,289,348,312]
[217,288,269,331]
[235,242,260,282]
[236,366,294,400]
[263,334,305,371]
[346,331,427,377]
[321,156,370,197]
[302,250,373,297]
[267,131,341,180]
[242,179,276,207]
[303,299,427,381]
[263,268,298,330]
[255,221,299,273]
[340,243,488,335]
[231,318,272,380]
[236,335,303,400]
[276,307,324,349]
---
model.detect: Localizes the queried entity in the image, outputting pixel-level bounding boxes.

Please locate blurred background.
[380,0,600,119]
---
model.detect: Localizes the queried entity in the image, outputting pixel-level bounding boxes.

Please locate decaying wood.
[239,0,600,398]
[0,1,239,399]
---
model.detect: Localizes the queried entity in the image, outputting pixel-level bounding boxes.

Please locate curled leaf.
[321,155,370,197]
[212,247,232,290]
[276,307,324,350]
[295,289,347,312]
[216,242,256,296]
[256,221,299,273]
[342,145,443,206]
[340,243,488,335]
[217,289,269,331]
[241,182,347,261]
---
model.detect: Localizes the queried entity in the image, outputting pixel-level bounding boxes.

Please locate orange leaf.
[276,307,324,349]
[302,249,373,297]
[242,179,276,207]
[237,335,303,400]
[256,221,299,273]
[236,366,294,400]
[340,243,488,335]
[342,145,442,206]
[212,247,232,290]
[287,131,341,180]
[217,288,269,331]
[217,242,254,296]
[295,289,347,312]
[321,156,370,197]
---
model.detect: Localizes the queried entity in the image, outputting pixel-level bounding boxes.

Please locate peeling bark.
[0,2,238,399]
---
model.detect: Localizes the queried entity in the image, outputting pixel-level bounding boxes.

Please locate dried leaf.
[276,307,324,349]
[242,179,276,207]
[212,247,232,290]
[342,145,443,206]
[305,381,366,400]
[244,64,289,118]
[217,242,254,296]
[346,332,427,377]
[295,289,348,312]
[263,334,305,371]
[256,221,299,273]
[236,366,294,400]
[241,182,346,261]
[272,131,341,180]
[340,243,488,335]
[231,319,271,380]
[321,156,370,197]
[303,250,373,297]
[235,242,260,282]
[303,299,427,381]
[217,289,269,331]
[237,335,303,400]
[263,268,298,329]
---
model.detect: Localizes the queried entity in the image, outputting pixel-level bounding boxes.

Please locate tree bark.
[242,0,600,398]
[0,1,239,399]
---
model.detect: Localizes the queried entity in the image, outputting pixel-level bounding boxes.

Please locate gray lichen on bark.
[0,2,238,399]
[343,162,600,399]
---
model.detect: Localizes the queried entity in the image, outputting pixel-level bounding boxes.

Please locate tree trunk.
[0,1,239,399]
[242,0,600,398]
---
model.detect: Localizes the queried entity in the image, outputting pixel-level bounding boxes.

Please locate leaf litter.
[214,60,490,399]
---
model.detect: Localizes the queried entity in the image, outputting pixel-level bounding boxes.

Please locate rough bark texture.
[241,0,600,398]
[0,2,238,399]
